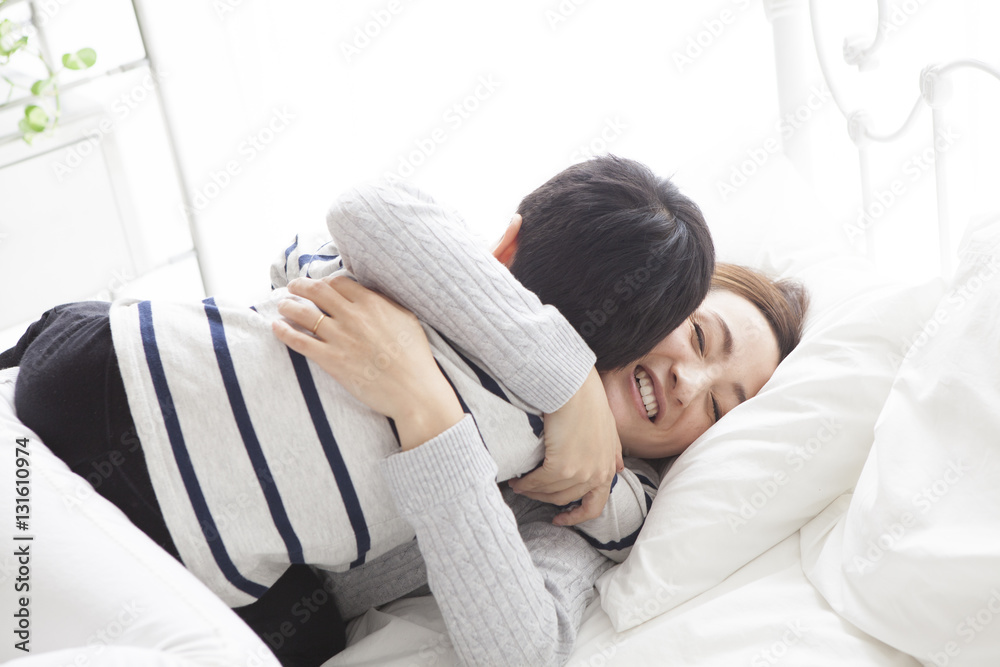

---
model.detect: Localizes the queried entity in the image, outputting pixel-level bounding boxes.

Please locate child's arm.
[269,182,593,412]
[568,459,660,563]
[323,179,595,415]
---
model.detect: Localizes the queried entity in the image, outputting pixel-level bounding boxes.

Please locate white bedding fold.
[0,369,281,666]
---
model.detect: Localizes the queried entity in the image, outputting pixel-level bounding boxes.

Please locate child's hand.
[273,276,463,450]
[508,367,623,525]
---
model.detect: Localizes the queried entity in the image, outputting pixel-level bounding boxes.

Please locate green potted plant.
[0,0,97,143]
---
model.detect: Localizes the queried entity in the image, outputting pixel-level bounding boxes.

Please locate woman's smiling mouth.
[632,365,662,423]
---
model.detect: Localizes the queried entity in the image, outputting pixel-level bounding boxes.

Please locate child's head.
[507,155,714,371]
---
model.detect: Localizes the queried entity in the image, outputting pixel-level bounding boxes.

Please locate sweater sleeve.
[569,458,659,562]
[380,415,613,666]
[328,180,595,414]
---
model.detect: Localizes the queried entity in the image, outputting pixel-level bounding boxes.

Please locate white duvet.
[802,218,1000,667]
[0,368,280,666]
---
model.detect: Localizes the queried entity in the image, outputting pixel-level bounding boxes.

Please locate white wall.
[2,0,997,331]
[131,0,783,300]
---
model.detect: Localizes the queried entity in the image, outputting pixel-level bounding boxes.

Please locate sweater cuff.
[507,309,596,413]
[380,414,497,517]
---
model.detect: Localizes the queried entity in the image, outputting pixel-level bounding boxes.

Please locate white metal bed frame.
[764,0,999,278]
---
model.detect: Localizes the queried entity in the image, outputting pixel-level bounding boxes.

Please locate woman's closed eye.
[691,318,721,422]
[692,319,706,355]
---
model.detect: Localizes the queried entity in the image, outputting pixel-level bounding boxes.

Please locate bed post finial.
[842,0,890,72]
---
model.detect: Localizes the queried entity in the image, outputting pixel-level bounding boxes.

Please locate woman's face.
[601,290,780,459]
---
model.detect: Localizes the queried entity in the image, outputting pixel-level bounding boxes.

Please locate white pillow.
[597,252,945,631]
[801,217,1000,666]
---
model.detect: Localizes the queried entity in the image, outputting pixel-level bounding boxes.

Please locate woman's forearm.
[275,277,464,451]
[392,390,464,451]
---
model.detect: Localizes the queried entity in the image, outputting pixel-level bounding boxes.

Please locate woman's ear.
[492,214,522,267]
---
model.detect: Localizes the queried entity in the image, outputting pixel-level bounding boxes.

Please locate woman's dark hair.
[509,155,714,371]
[710,263,810,361]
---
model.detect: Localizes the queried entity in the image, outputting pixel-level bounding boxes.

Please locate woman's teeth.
[633,367,658,421]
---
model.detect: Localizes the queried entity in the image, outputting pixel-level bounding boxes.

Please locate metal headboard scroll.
[765,0,1000,277]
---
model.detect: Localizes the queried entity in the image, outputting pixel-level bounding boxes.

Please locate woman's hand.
[273,276,464,450]
[508,368,624,526]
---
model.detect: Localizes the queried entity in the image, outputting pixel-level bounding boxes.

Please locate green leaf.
[62,47,97,70]
[17,118,37,144]
[30,77,54,96]
[0,20,27,56]
[23,104,48,132]
[78,47,97,67]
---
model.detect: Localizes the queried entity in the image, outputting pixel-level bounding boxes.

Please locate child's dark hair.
[510,155,714,371]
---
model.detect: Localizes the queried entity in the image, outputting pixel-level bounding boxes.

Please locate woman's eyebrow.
[710,311,733,358]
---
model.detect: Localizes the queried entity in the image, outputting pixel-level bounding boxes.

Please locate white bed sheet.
[329,530,919,667]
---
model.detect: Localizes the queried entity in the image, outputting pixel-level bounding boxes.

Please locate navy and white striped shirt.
[110,181,656,607]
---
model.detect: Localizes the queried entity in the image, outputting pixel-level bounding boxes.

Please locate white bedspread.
[0,368,280,666]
